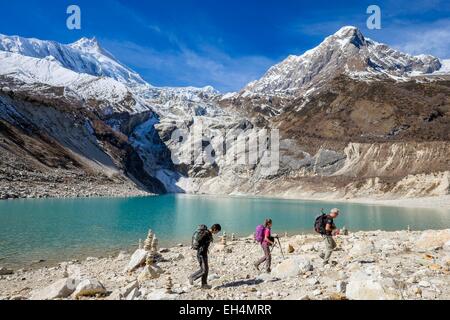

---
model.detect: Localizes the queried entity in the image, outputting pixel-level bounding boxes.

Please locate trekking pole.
[277,237,285,259]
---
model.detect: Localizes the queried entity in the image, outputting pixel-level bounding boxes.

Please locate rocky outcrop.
[0,85,165,199]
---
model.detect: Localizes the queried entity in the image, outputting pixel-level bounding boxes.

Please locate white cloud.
[389,19,450,58]
[102,39,275,92]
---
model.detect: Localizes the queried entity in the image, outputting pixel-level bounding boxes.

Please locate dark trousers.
[191,250,209,285]
[256,243,272,272]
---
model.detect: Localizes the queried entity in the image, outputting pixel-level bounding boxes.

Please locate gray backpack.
[191,225,208,250]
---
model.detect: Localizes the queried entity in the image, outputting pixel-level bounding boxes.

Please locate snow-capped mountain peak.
[331,25,366,47]
[69,37,118,61]
[71,36,99,48]
[70,37,102,54]
[242,26,443,96]
[0,33,146,85]
[0,33,227,118]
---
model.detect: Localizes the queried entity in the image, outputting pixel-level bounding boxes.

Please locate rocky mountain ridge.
[0,27,449,200]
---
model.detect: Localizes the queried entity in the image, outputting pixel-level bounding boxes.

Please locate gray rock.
[349,241,376,257]
[73,279,107,298]
[346,271,401,300]
[30,278,77,300]
[124,249,147,273]
[272,256,313,279]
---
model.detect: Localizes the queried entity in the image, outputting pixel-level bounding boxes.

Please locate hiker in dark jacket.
[320,208,340,265]
[189,224,222,289]
[254,219,275,273]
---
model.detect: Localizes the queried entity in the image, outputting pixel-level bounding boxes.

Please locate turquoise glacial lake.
[0,194,449,268]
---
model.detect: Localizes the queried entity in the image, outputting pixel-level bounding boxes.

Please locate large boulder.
[272,256,313,279]
[415,230,450,250]
[349,241,376,257]
[346,271,401,300]
[30,278,77,300]
[124,249,147,273]
[73,279,107,298]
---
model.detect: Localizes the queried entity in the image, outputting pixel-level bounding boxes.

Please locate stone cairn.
[220,232,228,266]
[231,233,236,242]
[144,230,162,263]
[144,230,155,252]
[341,227,349,236]
[151,237,159,255]
[139,239,143,250]
[221,232,228,246]
[138,229,163,282]
[166,276,174,294]
[62,265,69,278]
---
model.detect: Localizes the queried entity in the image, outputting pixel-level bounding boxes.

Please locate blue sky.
[0,0,449,92]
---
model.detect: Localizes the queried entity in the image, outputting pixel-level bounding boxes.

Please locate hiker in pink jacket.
[254,219,275,273]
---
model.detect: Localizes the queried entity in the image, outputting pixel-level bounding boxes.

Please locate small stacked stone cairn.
[137,230,164,283]
[341,227,349,236]
[62,264,69,278]
[231,233,236,242]
[138,239,143,250]
[151,237,159,255]
[221,232,228,246]
[144,230,155,252]
[166,276,174,294]
[145,254,155,269]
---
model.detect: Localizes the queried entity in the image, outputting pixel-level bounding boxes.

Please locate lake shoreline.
[1,191,450,209]
[1,229,449,300]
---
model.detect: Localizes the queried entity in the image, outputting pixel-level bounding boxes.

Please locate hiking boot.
[188,276,194,286]
[253,263,260,272]
[201,284,212,290]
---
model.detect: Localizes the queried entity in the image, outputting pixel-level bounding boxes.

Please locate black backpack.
[192,225,208,250]
[314,210,328,235]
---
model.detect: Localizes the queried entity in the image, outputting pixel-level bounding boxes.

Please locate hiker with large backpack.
[254,219,275,273]
[189,224,222,290]
[315,208,340,266]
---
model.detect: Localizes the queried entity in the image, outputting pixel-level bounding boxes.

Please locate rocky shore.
[1,229,449,300]
[0,167,151,200]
